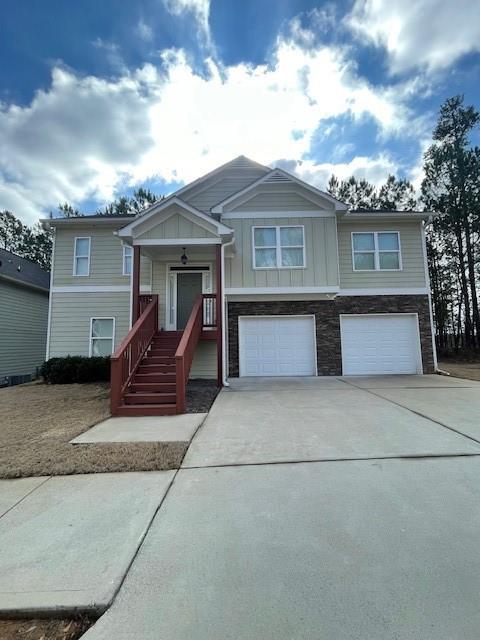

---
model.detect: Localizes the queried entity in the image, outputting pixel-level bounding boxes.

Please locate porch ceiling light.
[180,247,188,265]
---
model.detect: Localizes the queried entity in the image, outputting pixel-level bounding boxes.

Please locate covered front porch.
[109,197,234,416]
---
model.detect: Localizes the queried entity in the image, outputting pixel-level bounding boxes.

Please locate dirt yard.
[439,360,480,381]
[0,380,216,479]
[0,616,93,640]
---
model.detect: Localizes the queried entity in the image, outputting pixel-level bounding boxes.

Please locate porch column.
[215,243,223,387]
[132,245,141,323]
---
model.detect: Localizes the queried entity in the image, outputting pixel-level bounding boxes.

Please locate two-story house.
[43,156,437,416]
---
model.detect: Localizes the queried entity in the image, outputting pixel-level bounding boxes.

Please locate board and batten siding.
[48,292,130,358]
[224,216,339,289]
[139,212,217,240]
[0,281,49,378]
[338,220,426,289]
[52,226,151,288]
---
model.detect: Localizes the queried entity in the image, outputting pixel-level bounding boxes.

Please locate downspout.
[221,235,235,386]
[422,220,438,372]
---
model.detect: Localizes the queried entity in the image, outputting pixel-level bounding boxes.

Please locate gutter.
[221,235,235,386]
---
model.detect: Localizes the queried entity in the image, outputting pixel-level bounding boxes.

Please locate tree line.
[1,96,478,354]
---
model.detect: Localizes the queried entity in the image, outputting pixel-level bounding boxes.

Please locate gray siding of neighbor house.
[338,220,426,289]
[0,280,49,378]
[224,216,339,289]
[48,291,130,357]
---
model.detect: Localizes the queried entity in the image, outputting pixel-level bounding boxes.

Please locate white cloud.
[0,34,420,223]
[292,155,399,190]
[346,0,480,73]
[136,19,154,42]
[162,0,212,48]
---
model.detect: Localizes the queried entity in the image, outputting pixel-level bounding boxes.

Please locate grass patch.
[439,360,480,381]
[0,382,187,479]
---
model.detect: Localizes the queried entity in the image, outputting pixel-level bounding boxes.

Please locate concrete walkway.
[83,375,480,640]
[0,472,174,616]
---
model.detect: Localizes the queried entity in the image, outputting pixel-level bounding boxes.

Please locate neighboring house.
[0,248,50,385]
[42,155,437,415]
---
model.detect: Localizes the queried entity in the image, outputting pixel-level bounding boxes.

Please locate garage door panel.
[341,315,421,375]
[239,316,316,377]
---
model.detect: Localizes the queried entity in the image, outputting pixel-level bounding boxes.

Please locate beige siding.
[52,226,150,287]
[0,281,49,377]
[140,214,216,240]
[182,167,268,212]
[225,184,327,212]
[48,291,130,357]
[224,217,339,288]
[338,221,426,289]
[189,341,216,378]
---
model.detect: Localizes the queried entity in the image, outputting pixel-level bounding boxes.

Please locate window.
[253,226,305,269]
[352,232,401,271]
[90,318,115,356]
[123,245,132,275]
[73,237,91,276]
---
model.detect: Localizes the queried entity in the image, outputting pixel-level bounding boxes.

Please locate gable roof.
[210,167,349,213]
[117,196,233,238]
[0,248,50,291]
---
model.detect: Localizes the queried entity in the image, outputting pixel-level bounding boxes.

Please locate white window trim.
[252,225,306,270]
[89,317,115,357]
[351,231,402,272]
[122,244,133,276]
[73,236,91,276]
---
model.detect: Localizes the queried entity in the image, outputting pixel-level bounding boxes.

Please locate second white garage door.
[239,316,316,377]
[341,314,422,375]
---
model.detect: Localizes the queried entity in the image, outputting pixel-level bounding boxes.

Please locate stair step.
[144,356,175,365]
[115,404,178,416]
[129,382,176,393]
[124,392,176,405]
[138,364,175,375]
[148,349,177,356]
[133,373,176,383]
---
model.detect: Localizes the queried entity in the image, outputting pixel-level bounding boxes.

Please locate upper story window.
[123,245,133,276]
[90,318,115,356]
[73,237,91,276]
[352,232,401,271]
[253,225,305,269]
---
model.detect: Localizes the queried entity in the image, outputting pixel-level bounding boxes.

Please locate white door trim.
[165,262,213,330]
[238,314,318,377]
[339,313,423,375]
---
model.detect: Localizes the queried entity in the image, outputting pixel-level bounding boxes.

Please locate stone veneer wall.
[227,295,435,377]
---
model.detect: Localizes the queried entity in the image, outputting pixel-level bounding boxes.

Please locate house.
[0,248,50,385]
[42,156,437,415]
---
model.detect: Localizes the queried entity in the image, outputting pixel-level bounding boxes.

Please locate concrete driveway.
[84,374,480,640]
[183,375,480,466]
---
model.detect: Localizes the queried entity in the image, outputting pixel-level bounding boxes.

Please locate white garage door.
[239,316,316,377]
[341,314,422,375]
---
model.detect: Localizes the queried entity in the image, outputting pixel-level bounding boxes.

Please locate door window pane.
[378,233,399,250]
[254,227,276,247]
[255,248,277,267]
[280,227,303,247]
[281,248,304,267]
[353,233,375,251]
[379,251,400,269]
[354,252,375,270]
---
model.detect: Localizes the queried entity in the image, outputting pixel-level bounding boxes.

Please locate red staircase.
[110,294,217,416]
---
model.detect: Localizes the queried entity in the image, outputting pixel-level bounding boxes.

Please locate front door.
[176,272,203,330]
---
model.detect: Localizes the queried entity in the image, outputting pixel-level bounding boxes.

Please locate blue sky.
[0,0,479,223]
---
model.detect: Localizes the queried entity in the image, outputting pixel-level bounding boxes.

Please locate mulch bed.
[186,379,220,413]
[0,616,93,640]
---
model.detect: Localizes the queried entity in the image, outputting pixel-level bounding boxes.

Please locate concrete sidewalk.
[0,472,174,616]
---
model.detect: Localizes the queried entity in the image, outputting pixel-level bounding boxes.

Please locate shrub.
[40,356,111,384]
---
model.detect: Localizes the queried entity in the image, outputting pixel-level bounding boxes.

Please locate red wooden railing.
[110,295,158,414]
[139,294,155,316]
[202,293,217,328]
[175,294,205,413]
